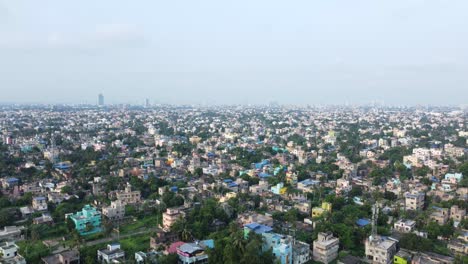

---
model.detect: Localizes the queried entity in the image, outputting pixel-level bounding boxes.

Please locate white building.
[365,236,397,264]
[102,200,125,220]
[97,243,125,263]
[393,219,416,233]
[313,232,339,264]
[0,242,26,264]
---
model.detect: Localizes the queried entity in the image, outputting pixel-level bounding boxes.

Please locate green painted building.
[67,204,102,235]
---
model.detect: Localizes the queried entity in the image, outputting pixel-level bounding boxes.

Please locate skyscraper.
[145,98,150,108]
[98,93,104,106]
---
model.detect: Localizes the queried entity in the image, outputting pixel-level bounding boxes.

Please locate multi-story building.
[335,177,352,196]
[312,202,332,218]
[102,200,125,221]
[365,236,397,264]
[97,243,125,263]
[262,233,293,264]
[0,226,25,242]
[244,223,293,264]
[0,242,26,264]
[42,249,80,264]
[67,204,102,235]
[450,205,466,222]
[249,180,269,194]
[176,240,214,264]
[292,240,311,264]
[237,212,273,227]
[271,182,287,195]
[297,179,320,193]
[32,196,48,211]
[312,232,339,264]
[447,240,467,255]
[115,183,141,205]
[405,192,425,211]
[393,219,416,233]
[162,208,184,230]
[429,207,449,225]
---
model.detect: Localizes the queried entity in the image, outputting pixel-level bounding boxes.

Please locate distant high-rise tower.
[98,93,104,106]
[145,98,150,108]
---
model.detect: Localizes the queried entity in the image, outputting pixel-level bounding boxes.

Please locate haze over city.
[1,2,468,263]
[1,0,467,105]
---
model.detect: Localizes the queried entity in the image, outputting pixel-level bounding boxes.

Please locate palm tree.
[175,219,192,241]
[71,230,83,250]
[231,231,246,254]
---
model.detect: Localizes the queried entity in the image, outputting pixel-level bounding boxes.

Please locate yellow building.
[219,192,237,203]
[394,250,411,264]
[312,202,332,218]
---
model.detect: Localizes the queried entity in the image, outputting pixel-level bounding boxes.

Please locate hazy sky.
[0,0,467,105]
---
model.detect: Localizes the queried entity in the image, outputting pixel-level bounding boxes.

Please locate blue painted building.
[244,223,293,264]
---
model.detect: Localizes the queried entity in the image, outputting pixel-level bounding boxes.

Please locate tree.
[399,233,433,252]
[157,254,178,264]
[0,208,19,227]
[172,219,192,241]
[61,185,73,194]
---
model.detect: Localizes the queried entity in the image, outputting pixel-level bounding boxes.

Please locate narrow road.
[85,227,159,246]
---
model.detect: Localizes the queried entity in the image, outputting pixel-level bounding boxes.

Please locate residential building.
[430,207,450,225]
[263,233,293,264]
[97,243,125,263]
[393,219,416,233]
[67,204,102,235]
[0,226,24,242]
[312,202,332,218]
[292,240,311,264]
[449,205,466,222]
[237,212,273,227]
[405,192,425,211]
[243,223,292,264]
[176,240,214,264]
[32,196,48,211]
[115,183,141,205]
[33,213,54,225]
[0,242,26,264]
[335,177,352,196]
[447,240,467,255]
[135,251,159,264]
[297,179,320,193]
[102,200,125,220]
[393,250,412,264]
[312,232,339,264]
[42,249,80,264]
[412,252,454,264]
[162,208,184,230]
[365,236,397,264]
[271,182,287,195]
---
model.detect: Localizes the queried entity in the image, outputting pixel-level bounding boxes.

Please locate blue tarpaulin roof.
[259,172,272,178]
[356,219,371,227]
[245,223,273,234]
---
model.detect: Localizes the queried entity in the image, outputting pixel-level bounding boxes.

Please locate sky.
[0,0,467,106]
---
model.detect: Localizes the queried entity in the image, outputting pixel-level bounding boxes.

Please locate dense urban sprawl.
[0,104,467,264]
